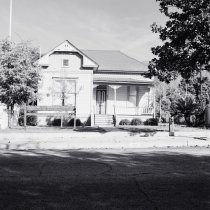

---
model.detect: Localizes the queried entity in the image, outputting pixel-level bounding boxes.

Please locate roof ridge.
[118,51,148,67]
[81,49,120,52]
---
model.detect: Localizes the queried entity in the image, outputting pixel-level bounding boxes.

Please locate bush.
[52,118,61,126]
[119,119,131,125]
[144,118,158,126]
[46,116,72,127]
[131,118,142,126]
[84,116,91,126]
[68,118,83,127]
[113,115,116,126]
[18,109,37,126]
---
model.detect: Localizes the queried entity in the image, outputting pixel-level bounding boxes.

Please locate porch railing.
[115,106,153,115]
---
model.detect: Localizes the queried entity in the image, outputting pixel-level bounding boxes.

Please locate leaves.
[0,39,41,108]
[155,74,210,126]
[149,0,210,81]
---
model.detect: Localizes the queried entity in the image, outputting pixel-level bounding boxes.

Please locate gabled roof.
[38,40,98,68]
[38,40,149,73]
[82,50,148,73]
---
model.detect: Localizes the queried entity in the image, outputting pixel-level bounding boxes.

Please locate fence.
[23,105,76,129]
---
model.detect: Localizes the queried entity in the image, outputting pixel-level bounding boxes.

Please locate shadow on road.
[0,149,210,209]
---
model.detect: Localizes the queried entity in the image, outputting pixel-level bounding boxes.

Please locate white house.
[37,40,154,126]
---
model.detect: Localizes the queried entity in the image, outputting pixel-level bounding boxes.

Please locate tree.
[0,39,41,125]
[149,0,210,82]
[154,77,181,122]
[154,75,210,126]
[177,75,210,125]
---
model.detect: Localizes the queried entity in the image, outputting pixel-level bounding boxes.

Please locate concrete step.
[94,114,114,126]
[95,120,113,123]
[95,117,113,120]
[95,123,114,126]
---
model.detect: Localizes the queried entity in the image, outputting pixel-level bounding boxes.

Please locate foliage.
[148,0,210,82]
[68,118,83,127]
[18,109,37,126]
[0,39,41,112]
[155,75,210,126]
[154,77,181,121]
[113,115,116,126]
[46,116,72,127]
[84,116,91,126]
[171,94,198,126]
[131,118,142,126]
[144,118,159,126]
[119,119,131,125]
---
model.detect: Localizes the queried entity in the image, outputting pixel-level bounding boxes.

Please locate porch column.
[92,84,99,126]
[109,85,121,115]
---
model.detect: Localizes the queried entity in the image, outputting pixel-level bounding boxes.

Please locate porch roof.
[93,73,153,86]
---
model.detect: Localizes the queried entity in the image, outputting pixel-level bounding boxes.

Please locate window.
[52,79,76,106]
[127,86,137,107]
[63,59,69,67]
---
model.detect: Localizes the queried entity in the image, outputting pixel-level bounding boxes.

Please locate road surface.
[0,148,209,209]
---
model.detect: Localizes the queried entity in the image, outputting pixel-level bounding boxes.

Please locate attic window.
[63,59,69,67]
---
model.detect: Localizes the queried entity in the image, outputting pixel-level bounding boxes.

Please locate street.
[0,148,209,209]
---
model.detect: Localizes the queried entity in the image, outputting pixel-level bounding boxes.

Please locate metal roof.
[93,73,153,85]
[82,50,148,73]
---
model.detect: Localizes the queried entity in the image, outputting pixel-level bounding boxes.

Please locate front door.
[96,89,107,114]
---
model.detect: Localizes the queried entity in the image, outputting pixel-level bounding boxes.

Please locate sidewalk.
[0,128,210,150]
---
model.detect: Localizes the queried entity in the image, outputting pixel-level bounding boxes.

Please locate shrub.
[144,118,158,126]
[119,119,131,125]
[68,118,83,127]
[18,109,37,126]
[84,116,91,126]
[52,118,61,126]
[131,118,142,126]
[46,116,72,127]
[113,115,116,126]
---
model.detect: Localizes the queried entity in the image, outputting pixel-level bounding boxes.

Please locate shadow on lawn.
[75,126,107,133]
[0,149,210,209]
[75,126,163,136]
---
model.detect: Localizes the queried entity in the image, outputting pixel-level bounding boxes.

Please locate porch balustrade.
[92,104,153,116]
[114,106,153,115]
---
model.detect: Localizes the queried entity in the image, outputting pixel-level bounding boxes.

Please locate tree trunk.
[8,103,15,128]
[184,114,191,126]
[159,98,162,123]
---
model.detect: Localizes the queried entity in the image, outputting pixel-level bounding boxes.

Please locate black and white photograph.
[0,0,210,209]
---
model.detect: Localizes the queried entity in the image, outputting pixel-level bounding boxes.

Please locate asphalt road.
[0,148,209,210]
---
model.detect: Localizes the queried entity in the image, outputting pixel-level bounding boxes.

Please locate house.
[37,40,154,126]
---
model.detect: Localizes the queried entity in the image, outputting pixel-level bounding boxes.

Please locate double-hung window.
[127,86,138,107]
[52,79,76,106]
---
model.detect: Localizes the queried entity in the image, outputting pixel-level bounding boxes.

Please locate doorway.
[96,86,107,114]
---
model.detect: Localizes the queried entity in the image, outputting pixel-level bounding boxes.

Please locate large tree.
[149,0,210,82]
[0,39,41,117]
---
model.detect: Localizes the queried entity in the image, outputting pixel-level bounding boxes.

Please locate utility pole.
[9,0,13,41]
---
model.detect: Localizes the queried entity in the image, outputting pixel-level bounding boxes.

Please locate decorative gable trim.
[38,40,99,69]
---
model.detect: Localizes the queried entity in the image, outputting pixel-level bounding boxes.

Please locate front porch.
[92,82,155,126]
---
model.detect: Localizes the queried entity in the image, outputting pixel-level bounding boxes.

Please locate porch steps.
[94,114,114,127]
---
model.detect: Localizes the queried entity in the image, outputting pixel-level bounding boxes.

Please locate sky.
[0,0,167,61]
